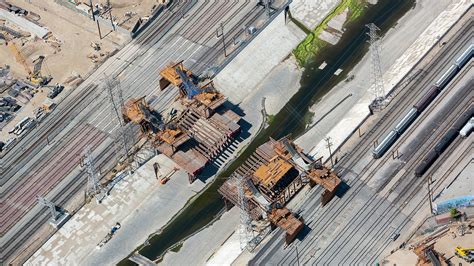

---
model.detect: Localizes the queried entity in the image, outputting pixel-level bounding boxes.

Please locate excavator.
[3,32,51,86]
[455,246,474,263]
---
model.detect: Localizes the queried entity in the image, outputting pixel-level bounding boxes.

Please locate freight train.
[372,43,474,159]
[415,106,474,177]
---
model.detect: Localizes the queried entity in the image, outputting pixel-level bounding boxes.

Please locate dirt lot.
[1,0,129,142]
[383,220,474,265]
[82,0,166,30]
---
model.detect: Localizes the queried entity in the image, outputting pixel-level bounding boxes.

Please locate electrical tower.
[259,0,273,17]
[104,76,134,172]
[236,175,255,251]
[83,147,106,203]
[366,23,385,110]
[37,196,60,222]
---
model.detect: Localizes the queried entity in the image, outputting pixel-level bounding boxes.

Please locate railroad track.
[271,23,472,266]
[192,5,267,75]
[324,82,473,265]
[1,124,107,233]
[5,144,118,264]
[288,70,471,265]
[2,1,278,263]
[292,64,472,265]
[364,138,472,264]
[336,22,472,176]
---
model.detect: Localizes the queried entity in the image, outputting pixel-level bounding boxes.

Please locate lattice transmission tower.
[83,147,106,203]
[104,76,134,172]
[37,196,61,222]
[236,175,255,251]
[366,23,385,110]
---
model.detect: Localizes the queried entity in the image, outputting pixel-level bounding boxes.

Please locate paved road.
[0,0,289,263]
[249,18,473,265]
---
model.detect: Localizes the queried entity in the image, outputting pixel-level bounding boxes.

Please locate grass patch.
[293,0,368,66]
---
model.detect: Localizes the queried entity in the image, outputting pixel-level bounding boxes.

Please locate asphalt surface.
[249,16,473,266]
[0,0,289,263]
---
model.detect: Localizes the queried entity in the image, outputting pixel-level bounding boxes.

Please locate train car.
[434,128,458,155]
[452,106,474,130]
[434,65,457,89]
[460,117,474,138]
[415,150,439,177]
[454,43,474,68]
[394,108,418,134]
[414,86,439,113]
[372,130,398,159]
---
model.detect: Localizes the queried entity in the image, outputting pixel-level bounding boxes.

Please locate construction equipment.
[159,62,204,99]
[122,97,164,132]
[159,61,190,90]
[4,36,51,86]
[455,246,474,263]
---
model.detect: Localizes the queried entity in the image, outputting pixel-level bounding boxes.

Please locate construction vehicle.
[3,32,51,86]
[455,246,474,263]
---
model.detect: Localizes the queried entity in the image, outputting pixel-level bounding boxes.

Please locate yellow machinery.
[4,33,50,85]
[455,246,474,262]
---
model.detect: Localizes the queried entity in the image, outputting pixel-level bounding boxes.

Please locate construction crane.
[455,246,474,263]
[3,32,51,86]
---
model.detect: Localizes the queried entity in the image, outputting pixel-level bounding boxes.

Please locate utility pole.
[37,196,60,222]
[366,23,385,110]
[325,137,334,168]
[89,0,95,21]
[295,246,301,266]
[428,175,434,214]
[236,175,254,251]
[96,20,102,39]
[219,23,227,57]
[108,7,115,31]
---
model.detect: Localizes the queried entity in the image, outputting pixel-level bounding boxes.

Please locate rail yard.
[1,0,473,265]
[250,9,473,265]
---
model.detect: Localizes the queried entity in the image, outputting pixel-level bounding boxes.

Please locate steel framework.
[367,23,386,110]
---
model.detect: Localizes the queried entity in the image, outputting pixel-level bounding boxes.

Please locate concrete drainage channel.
[116,0,416,264]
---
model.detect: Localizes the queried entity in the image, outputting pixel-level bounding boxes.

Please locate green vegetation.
[293,0,368,66]
[450,208,459,218]
[267,114,275,124]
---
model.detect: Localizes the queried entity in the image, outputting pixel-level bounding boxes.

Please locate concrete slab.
[27,154,213,265]
[289,0,339,30]
[161,208,240,266]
